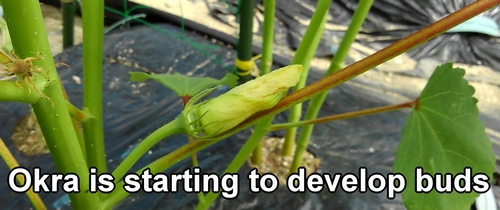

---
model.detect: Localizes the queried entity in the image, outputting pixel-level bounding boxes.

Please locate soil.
[248,137,321,185]
[11,111,49,155]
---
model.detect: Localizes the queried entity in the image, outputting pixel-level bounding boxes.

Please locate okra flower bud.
[184,65,303,139]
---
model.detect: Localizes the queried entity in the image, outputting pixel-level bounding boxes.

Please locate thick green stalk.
[198,117,274,210]
[62,0,76,49]
[2,0,101,208]
[111,116,186,182]
[236,0,255,82]
[82,0,107,173]
[250,0,275,165]
[290,0,373,172]
[282,0,331,156]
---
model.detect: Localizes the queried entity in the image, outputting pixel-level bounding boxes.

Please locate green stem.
[59,75,88,165]
[62,0,76,49]
[236,0,255,82]
[0,81,40,103]
[2,0,101,208]
[82,0,107,173]
[290,0,373,172]
[283,0,331,156]
[250,140,263,164]
[210,0,498,148]
[259,0,275,76]
[102,136,217,209]
[198,116,274,210]
[0,137,46,210]
[271,100,414,131]
[111,116,186,182]
[329,0,374,74]
[250,0,275,165]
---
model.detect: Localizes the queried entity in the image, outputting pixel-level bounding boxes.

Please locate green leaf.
[393,63,495,210]
[129,72,239,97]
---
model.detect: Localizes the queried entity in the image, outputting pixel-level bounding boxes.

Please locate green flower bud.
[184,64,303,139]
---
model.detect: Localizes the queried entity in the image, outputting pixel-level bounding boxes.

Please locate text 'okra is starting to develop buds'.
[183,65,303,140]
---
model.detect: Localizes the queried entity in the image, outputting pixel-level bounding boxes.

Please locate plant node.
[0,50,55,107]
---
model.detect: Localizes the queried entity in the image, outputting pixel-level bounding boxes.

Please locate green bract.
[184,65,303,139]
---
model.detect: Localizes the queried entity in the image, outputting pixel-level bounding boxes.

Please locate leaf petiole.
[270,100,416,131]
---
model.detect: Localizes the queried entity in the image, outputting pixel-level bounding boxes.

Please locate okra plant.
[0,0,498,209]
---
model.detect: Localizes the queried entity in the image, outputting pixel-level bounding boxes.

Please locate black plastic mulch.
[209,0,500,71]
[0,23,499,209]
